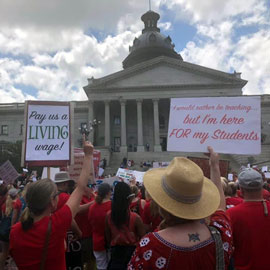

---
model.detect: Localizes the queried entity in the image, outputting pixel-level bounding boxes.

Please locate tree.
[0,140,22,172]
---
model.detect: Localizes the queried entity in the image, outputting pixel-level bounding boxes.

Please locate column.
[120,100,127,152]
[87,100,94,143]
[104,100,110,147]
[136,99,144,152]
[153,99,162,152]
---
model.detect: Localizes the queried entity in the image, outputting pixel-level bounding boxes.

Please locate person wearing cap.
[128,147,233,269]
[9,137,93,270]
[227,168,270,270]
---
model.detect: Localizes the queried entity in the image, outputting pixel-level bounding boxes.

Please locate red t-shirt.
[88,200,111,251]
[130,198,144,217]
[56,192,70,211]
[75,195,95,238]
[129,210,232,269]
[142,201,162,232]
[2,199,22,215]
[227,201,270,270]
[226,197,243,209]
[107,211,139,246]
[262,189,270,201]
[10,204,72,270]
[237,189,270,201]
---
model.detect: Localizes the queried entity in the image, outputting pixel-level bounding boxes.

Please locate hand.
[129,176,136,186]
[82,134,94,156]
[207,146,219,167]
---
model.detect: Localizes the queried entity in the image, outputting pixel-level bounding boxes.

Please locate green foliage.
[0,140,22,172]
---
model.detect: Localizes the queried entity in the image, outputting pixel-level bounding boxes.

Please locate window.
[159,115,165,129]
[80,122,87,131]
[20,124,24,135]
[114,116,120,125]
[1,125,8,135]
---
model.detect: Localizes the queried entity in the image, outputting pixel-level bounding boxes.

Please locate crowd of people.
[0,138,269,269]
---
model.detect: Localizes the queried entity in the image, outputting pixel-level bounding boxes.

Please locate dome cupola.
[122,10,182,69]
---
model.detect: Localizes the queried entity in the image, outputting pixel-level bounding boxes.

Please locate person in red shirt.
[9,137,93,270]
[54,172,82,240]
[129,185,146,217]
[128,147,233,270]
[75,186,96,270]
[105,182,145,270]
[88,183,111,270]
[227,168,270,270]
[142,199,162,232]
[0,188,21,269]
[223,181,243,209]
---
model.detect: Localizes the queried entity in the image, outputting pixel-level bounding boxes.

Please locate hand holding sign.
[207,146,219,168]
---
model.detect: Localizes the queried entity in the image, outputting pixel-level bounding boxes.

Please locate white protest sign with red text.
[65,148,100,182]
[167,96,261,155]
[24,101,71,167]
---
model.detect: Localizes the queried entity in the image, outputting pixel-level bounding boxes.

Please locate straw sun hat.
[143,157,220,220]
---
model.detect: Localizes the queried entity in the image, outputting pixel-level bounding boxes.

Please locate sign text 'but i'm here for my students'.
[167,97,261,155]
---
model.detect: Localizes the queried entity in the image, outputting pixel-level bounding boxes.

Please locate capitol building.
[0,10,269,172]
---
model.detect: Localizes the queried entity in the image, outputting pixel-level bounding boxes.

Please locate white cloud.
[0,0,148,32]
[159,0,268,24]
[229,30,270,95]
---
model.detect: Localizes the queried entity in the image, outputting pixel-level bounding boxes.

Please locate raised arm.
[207,146,226,211]
[66,136,93,218]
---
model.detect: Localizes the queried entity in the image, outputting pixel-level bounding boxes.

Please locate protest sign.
[66,231,82,270]
[265,172,270,179]
[42,167,60,180]
[262,166,268,172]
[188,157,229,178]
[0,160,18,184]
[116,168,145,183]
[64,148,100,182]
[167,97,261,154]
[96,176,120,187]
[23,101,71,167]
[228,173,234,181]
[153,161,170,168]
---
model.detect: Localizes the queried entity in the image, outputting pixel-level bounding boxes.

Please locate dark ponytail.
[111,182,132,227]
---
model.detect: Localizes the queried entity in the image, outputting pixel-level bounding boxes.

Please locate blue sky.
[0,0,269,103]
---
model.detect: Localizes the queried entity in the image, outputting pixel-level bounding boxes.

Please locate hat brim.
[144,168,220,220]
[54,179,75,183]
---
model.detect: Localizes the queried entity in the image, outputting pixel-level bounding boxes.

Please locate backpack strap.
[40,217,52,270]
[208,226,225,270]
[136,199,141,215]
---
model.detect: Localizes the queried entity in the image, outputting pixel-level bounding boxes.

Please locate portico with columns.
[84,96,167,153]
[83,9,247,167]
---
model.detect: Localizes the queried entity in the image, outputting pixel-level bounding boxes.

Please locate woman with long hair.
[106,182,145,270]
[9,138,93,270]
[88,183,111,270]
[129,147,233,269]
[0,188,20,269]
